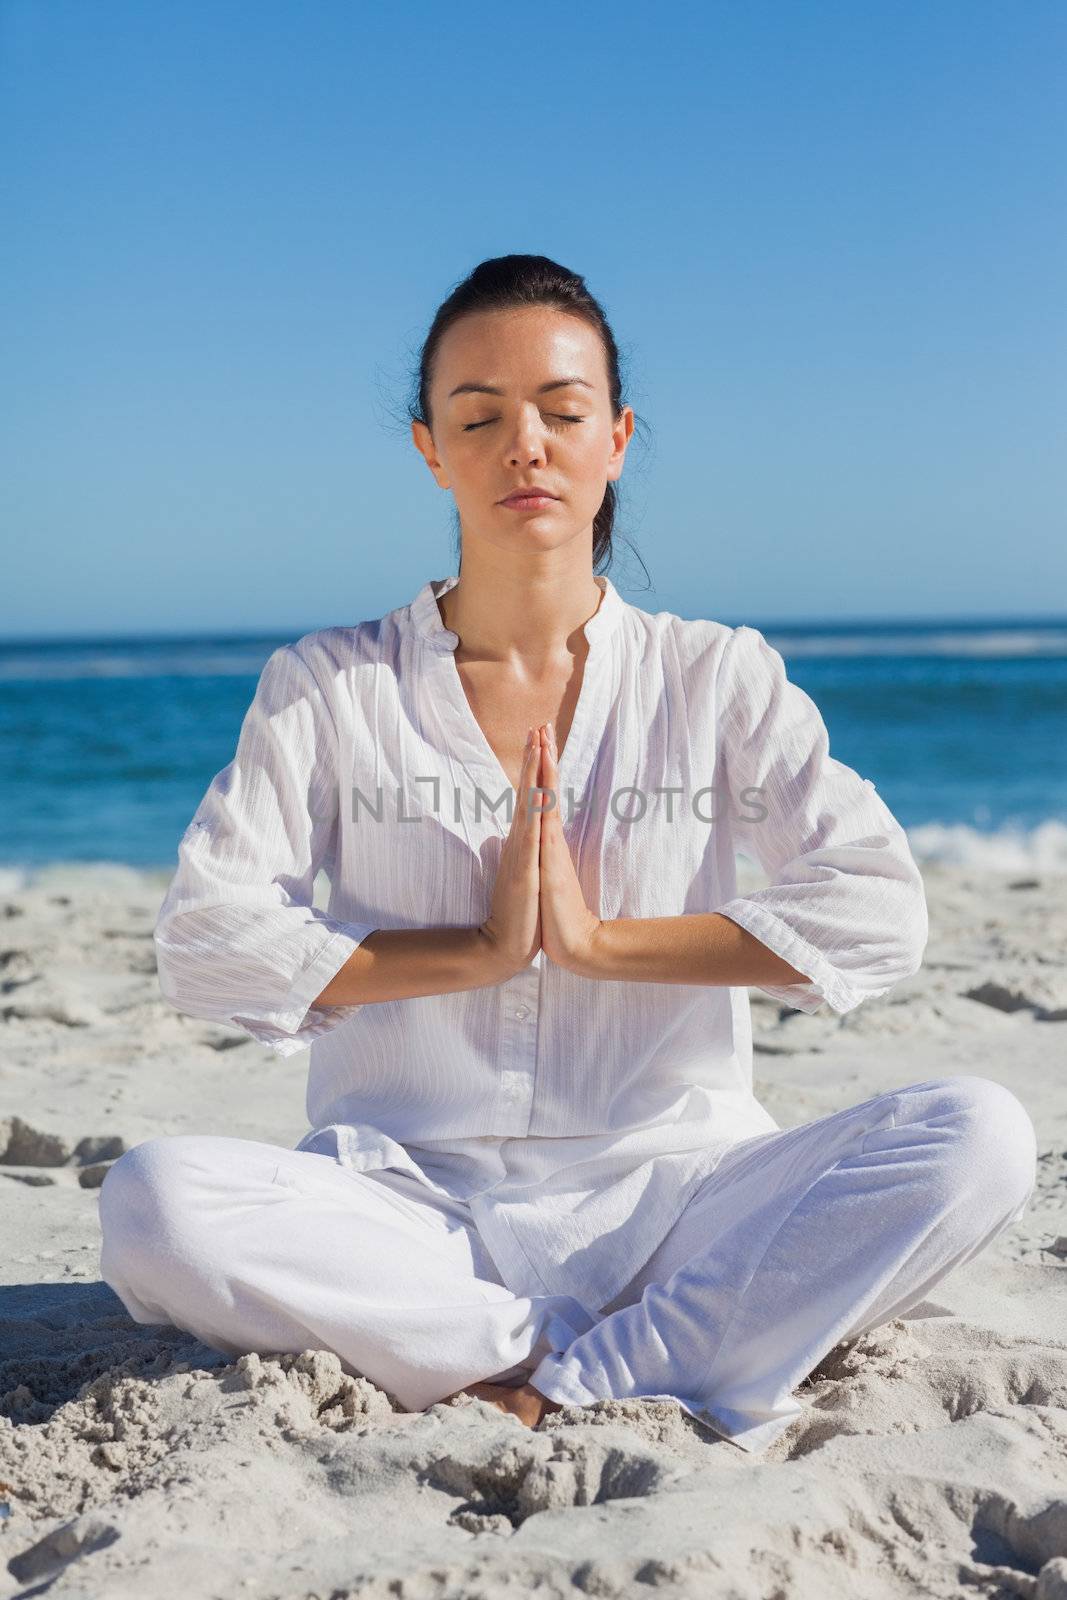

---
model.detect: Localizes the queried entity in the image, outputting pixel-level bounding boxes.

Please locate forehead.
[435,307,603,386]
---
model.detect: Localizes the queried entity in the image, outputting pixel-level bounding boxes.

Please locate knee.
[902,1075,1037,1214]
[99,1135,205,1264]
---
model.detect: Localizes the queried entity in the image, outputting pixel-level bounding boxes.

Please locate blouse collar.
[409,573,625,654]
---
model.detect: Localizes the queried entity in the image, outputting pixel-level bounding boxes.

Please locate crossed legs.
[98,1075,1036,1453]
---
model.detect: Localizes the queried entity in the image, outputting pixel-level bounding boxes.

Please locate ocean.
[2,616,1066,878]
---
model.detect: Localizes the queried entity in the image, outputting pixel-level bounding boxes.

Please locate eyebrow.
[447,376,595,401]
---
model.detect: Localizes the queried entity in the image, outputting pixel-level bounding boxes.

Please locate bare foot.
[439,1379,564,1427]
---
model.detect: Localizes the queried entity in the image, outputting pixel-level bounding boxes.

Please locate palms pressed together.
[438,721,594,1426]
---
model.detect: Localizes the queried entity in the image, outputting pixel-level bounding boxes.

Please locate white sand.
[1,859,1065,1597]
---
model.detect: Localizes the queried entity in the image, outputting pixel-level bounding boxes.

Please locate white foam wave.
[2,622,1066,679]
[768,629,1067,659]
[0,862,175,894]
[0,651,274,682]
[906,818,1067,872]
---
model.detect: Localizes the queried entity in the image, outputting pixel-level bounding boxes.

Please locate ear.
[411,419,450,488]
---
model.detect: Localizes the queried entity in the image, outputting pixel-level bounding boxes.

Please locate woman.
[98,255,1037,1454]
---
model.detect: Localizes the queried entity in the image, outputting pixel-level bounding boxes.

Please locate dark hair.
[407,254,649,580]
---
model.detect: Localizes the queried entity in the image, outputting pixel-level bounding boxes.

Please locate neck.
[437,556,604,668]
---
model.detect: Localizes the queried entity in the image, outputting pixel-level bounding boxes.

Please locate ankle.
[526,1382,563,1415]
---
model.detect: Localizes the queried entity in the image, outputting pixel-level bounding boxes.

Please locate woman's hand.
[478,727,544,976]
[537,722,603,974]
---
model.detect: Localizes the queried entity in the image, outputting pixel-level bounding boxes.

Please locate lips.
[500,491,558,505]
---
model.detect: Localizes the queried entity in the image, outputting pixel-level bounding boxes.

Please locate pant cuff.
[527,1351,803,1456]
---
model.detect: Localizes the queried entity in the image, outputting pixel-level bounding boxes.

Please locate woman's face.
[412,306,634,558]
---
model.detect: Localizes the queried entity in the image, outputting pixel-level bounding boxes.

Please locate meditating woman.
[98,254,1037,1453]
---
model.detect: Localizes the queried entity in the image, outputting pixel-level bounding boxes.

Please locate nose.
[506,407,549,467]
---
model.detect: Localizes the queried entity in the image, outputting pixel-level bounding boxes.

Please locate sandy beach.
[1,857,1065,1597]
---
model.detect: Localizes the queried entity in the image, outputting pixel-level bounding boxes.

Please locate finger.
[508,729,534,839]
[528,728,547,824]
[539,726,559,827]
[521,728,542,833]
[535,733,552,828]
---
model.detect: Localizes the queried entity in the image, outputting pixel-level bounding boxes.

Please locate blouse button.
[513,1006,530,1020]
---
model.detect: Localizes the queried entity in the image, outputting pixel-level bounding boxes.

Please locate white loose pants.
[97,1075,1037,1455]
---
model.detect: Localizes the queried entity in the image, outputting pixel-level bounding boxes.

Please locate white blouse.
[153,573,929,1316]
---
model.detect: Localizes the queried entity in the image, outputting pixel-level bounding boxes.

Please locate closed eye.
[463,417,585,432]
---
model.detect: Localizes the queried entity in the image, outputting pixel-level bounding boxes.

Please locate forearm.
[312,925,512,1007]
[576,912,813,987]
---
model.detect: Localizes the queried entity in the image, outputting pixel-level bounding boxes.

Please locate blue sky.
[2,0,1064,639]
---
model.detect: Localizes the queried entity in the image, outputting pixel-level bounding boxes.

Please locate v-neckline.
[422,577,621,839]
[443,639,590,802]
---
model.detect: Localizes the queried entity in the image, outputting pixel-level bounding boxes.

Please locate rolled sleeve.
[712,626,929,1015]
[154,641,378,1055]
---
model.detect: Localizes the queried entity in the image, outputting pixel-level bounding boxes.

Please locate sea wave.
[764,628,1067,659]
[906,818,1067,872]
[0,650,275,682]
[3,620,1067,680]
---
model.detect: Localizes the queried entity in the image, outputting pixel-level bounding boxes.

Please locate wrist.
[567,917,608,979]
[475,923,526,984]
